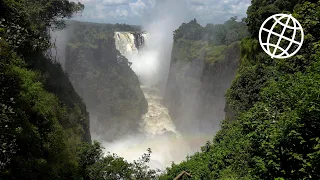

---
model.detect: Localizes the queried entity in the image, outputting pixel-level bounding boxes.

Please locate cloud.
[109,7,129,18]
[72,0,130,5]
[188,0,207,6]
[129,0,148,17]
[186,0,250,24]
[102,0,130,6]
[71,0,251,25]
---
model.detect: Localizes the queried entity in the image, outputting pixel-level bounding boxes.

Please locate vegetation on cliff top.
[171,18,248,66]
[173,18,248,45]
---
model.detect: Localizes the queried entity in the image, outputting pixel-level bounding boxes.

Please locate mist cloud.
[128,0,188,91]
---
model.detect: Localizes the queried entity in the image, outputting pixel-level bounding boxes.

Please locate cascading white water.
[114,32,178,138]
[114,32,161,86]
[139,86,178,136]
[107,32,210,170]
[114,32,139,57]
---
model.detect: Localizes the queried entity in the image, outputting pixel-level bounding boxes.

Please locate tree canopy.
[0,0,89,179]
[173,17,249,45]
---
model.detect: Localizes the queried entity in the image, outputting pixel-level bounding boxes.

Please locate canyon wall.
[164,19,246,135]
[63,21,147,141]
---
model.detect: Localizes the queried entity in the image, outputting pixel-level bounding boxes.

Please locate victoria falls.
[1,0,320,179]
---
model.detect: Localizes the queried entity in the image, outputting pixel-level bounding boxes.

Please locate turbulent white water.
[114,32,177,138]
[103,85,191,170]
[139,86,178,136]
[104,32,210,170]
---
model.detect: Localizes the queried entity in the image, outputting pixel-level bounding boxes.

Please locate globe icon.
[259,14,304,59]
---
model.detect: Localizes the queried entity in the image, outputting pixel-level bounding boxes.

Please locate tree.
[1,0,88,179]
[173,19,204,42]
[77,143,159,180]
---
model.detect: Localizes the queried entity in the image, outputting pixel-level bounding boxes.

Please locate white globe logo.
[259,14,304,59]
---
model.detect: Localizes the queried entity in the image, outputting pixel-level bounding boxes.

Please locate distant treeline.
[173,17,249,45]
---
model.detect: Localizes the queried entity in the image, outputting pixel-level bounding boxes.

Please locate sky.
[71,0,251,25]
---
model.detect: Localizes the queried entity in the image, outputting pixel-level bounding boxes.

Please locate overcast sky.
[71,0,251,25]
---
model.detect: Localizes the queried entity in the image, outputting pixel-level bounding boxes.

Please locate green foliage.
[246,0,299,36]
[173,19,204,41]
[205,17,249,45]
[240,72,320,179]
[171,39,238,66]
[0,0,84,52]
[0,0,92,179]
[0,42,19,171]
[77,142,159,180]
[173,17,249,45]
[0,45,78,179]
[226,64,276,115]
[30,52,91,141]
[22,0,84,31]
[159,120,254,180]
[171,18,246,65]
[67,20,140,45]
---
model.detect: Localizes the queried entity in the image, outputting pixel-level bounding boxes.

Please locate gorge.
[56,19,244,170]
[110,31,208,169]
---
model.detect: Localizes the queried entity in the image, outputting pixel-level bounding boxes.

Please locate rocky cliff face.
[164,40,240,134]
[63,21,147,141]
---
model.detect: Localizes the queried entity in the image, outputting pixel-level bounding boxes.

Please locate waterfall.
[107,32,209,170]
[114,32,147,57]
[114,31,178,136]
[114,31,159,86]
[107,32,179,169]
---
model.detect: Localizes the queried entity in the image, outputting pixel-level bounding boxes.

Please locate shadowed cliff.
[62,21,148,141]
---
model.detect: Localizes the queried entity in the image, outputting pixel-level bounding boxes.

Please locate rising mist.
[127,0,189,92]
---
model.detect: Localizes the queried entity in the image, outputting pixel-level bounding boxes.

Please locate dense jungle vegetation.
[160,0,320,179]
[171,17,249,65]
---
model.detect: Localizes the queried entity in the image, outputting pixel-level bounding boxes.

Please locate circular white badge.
[259,14,304,59]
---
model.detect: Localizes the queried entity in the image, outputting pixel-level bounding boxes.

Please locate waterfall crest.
[114,32,148,57]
